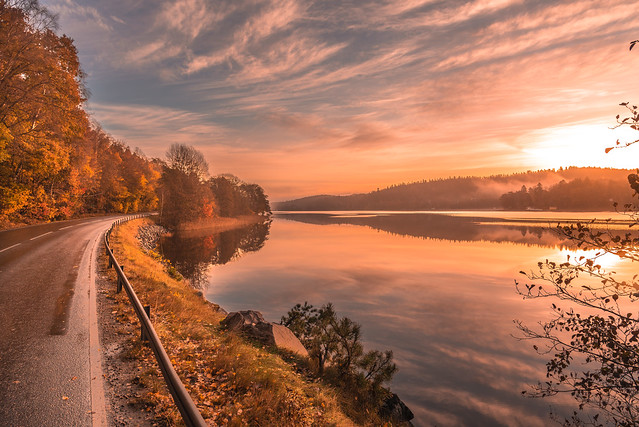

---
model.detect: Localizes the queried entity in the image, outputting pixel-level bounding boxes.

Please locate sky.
[40,0,639,201]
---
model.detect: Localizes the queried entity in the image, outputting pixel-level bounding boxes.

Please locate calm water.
[159,211,635,426]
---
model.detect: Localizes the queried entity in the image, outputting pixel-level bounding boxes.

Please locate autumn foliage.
[159,143,271,230]
[0,1,160,226]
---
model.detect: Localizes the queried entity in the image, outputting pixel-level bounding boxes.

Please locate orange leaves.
[0,4,161,224]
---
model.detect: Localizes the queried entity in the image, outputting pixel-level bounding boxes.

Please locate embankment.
[103,217,355,426]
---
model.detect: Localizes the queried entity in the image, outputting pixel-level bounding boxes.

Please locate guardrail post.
[108,256,113,268]
[117,275,122,293]
[141,305,151,341]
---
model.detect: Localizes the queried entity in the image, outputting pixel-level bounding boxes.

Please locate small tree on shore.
[281,302,397,389]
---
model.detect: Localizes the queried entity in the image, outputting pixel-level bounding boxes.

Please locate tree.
[165,143,209,180]
[0,1,159,225]
[516,60,639,425]
[281,302,396,383]
[0,0,89,221]
[358,349,397,388]
[209,175,271,217]
[160,144,215,229]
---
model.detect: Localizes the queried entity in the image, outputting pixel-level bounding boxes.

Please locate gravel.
[97,247,165,426]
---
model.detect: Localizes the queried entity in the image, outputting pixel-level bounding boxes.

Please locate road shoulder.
[96,245,162,426]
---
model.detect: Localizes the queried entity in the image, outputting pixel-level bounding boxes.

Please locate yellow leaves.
[62,396,69,401]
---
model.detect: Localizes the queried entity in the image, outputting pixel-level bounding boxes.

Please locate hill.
[275,167,636,211]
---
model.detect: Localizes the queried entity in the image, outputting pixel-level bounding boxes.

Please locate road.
[0,216,123,426]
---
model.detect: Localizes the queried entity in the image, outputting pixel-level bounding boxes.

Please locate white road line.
[86,229,107,426]
[0,243,20,253]
[30,231,53,241]
[59,225,74,230]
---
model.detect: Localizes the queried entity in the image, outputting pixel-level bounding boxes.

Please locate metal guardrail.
[104,214,207,427]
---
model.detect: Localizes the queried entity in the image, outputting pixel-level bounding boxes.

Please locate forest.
[275,167,636,211]
[0,1,269,228]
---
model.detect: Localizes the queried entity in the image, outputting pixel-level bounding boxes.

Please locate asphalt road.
[0,216,123,426]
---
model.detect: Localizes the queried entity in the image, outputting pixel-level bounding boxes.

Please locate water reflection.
[277,212,630,249]
[159,220,271,288]
[161,212,634,426]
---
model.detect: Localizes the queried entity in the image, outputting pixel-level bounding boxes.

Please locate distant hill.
[275,167,637,211]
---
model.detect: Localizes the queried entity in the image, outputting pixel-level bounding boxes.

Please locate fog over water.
[160,212,636,426]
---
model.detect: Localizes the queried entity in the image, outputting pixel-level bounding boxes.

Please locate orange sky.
[42,0,639,200]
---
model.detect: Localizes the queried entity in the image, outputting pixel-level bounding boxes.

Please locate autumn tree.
[0,0,159,225]
[0,0,88,221]
[210,175,271,217]
[516,62,639,424]
[166,143,209,179]
[160,143,215,229]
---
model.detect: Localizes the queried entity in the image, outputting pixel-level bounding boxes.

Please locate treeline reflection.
[159,220,271,288]
[276,212,629,249]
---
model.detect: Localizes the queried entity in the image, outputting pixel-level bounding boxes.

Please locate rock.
[269,324,308,356]
[380,393,414,425]
[222,310,308,357]
[221,310,266,331]
[135,223,167,251]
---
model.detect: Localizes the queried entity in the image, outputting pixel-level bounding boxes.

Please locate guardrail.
[104,214,207,427]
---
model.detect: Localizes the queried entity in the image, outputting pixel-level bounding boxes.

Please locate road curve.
[0,216,123,426]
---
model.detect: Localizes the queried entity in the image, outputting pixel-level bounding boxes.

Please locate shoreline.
[174,214,267,236]
[104,217,357,425]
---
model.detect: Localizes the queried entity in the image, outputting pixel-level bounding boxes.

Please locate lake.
[159,211,635,426]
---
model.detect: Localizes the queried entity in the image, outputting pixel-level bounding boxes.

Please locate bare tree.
[166,143,209,180]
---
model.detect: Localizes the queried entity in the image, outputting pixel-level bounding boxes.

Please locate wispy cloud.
[41,0,639,199]
[88,103,229,156]
[158,0,218,40]
[47,0,114,31]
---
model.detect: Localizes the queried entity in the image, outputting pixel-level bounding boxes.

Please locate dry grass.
[106,218,355,426]
[175,215,265,235]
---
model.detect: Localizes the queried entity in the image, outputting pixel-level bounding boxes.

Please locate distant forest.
[275,167,636,212]
[0,2,269,227]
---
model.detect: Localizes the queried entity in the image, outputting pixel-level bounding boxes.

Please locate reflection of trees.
[277,213,637,249]
[159,220,271,288]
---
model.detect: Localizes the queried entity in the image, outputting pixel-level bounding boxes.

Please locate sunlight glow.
[524,123,639,170]
[555,248,624,272]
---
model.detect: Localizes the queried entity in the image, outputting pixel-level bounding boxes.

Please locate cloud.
[435,0,636,71]
[87,103,229,157]
[124,41,182,65]
[343,123,399,149]
[46,0,114,31]
[158,0,217,40]
[45,0,639,200]
[185,0,312,76]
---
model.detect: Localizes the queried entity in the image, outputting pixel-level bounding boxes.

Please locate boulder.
[270,324,308,356]
[221,310,265,331]
[222,310,308,357]
[380,393,414,425]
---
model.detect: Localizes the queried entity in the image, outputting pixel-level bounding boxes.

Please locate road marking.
[30,231,53,241]
[86,229,107,426]
[0,243,20,253]
[59,225,74,230]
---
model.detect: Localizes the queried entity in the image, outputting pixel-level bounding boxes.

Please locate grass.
[106,218,356,426]
[175,214,265,235]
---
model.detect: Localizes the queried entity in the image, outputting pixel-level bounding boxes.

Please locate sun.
[523,123,639,170]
